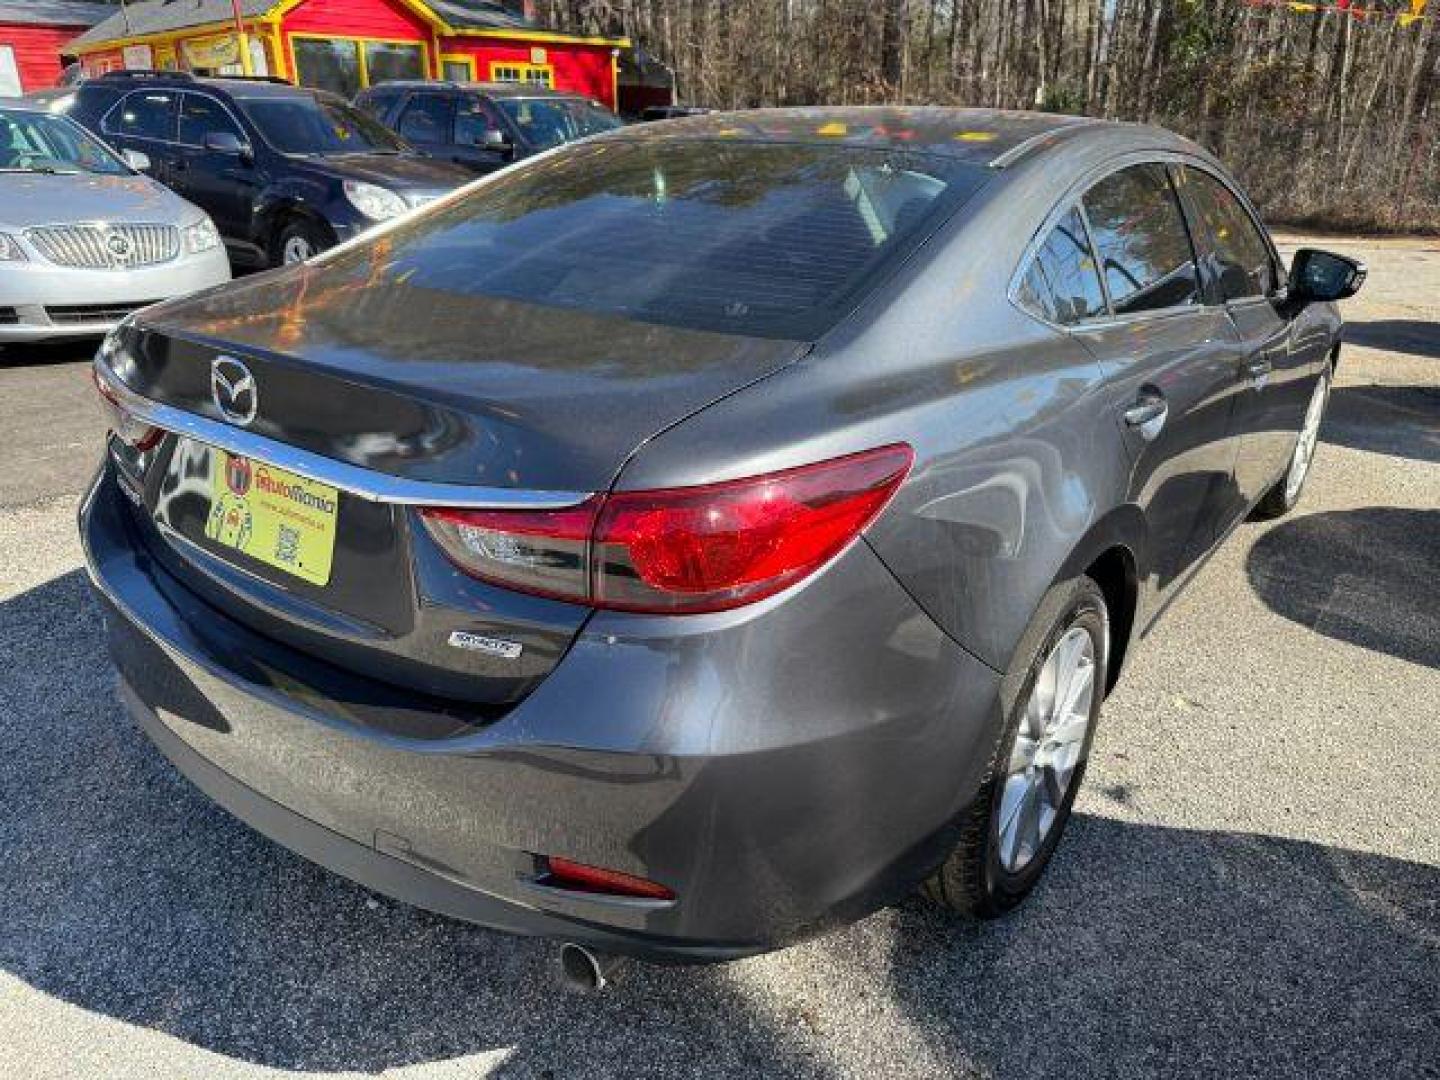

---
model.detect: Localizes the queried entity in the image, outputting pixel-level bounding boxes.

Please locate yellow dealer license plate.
[204,451,338,587]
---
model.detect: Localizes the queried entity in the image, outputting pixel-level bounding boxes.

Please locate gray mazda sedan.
[81,108,1364,972]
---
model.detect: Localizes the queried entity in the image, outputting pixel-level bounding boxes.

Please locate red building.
[0,1,107,95]
[66,0,628,110]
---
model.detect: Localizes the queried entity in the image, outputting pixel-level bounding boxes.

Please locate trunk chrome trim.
[94,355,593,511]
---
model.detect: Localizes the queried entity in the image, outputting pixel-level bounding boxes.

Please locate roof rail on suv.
[210,75,294,85]
[95,69,195,82]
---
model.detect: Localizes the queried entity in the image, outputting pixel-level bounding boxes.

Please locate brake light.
[542,856,675,901]
[92,368,163,452]
[420,444,913,614]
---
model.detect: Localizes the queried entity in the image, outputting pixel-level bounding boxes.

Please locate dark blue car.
[70,72,472,266]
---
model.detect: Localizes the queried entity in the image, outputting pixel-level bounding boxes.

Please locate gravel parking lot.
[0,235,1435,1080]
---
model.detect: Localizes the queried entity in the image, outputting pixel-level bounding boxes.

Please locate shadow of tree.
[2,571,1437,1078]
[1246,507,1440,669]
[1323,384,1440,464]
[1343,319,1440,361]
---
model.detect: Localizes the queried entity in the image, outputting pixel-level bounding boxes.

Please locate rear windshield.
[319,140,989,339]
[238,93,406,155]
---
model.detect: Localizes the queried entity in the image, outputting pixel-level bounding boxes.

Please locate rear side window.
[317,141,990,339]
[106,91,178,142]
[1083,164,1199,315]
[398,94,454,144]
[1177,167,1277,301]
[1017,207,1106,325]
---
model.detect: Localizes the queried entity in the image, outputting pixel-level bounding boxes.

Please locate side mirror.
[1288,248,1367,303]
[481,128,512,152]
[204,130,251,161]
[121,148,151,172]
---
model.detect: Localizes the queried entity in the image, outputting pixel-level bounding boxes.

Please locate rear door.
[1174,165,1316,507]
[173,92,260,242]
[100,88,182,185]
[1066,162,1247,603]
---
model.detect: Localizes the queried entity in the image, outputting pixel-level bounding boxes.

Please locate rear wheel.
[1251,369,1330,520]
[272,218,333,267]
[923,576,1108,917]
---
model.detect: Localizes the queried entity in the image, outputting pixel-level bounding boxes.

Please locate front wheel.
[272,218,333,267]
[1251,369,1331,521]
[923,576,1109,917]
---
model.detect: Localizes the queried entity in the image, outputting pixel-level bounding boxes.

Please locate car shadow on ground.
[1322,384,1440,464]
[1246,507,1439,669]
[1,571,1436,1078]
[1342,319,1440,360]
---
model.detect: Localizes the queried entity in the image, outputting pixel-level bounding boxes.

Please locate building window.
[291,37,425,97]
[364,41,425,85]
[442,57,475,82]
[490,62,554,88]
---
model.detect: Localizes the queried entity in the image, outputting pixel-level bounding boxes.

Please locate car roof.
[607,106,1195,167]
[0,97,47,114]
[361,80,592,101]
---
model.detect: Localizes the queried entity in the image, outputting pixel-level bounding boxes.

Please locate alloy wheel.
[283,236,315,265]
[996,626,1097,873]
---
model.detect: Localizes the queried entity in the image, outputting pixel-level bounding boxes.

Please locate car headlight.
[0,233,27,262]
[343,180,408,222]
[182,217,222,254]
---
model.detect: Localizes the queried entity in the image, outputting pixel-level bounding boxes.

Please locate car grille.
[25,224,180,269]
[44,303,148,325]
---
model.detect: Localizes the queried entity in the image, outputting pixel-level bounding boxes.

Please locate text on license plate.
[204,451,338,586]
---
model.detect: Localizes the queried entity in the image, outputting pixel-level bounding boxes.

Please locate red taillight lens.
[593,444,914,612]
[420,444,913,614]
[92,368,163,452]
[542,856,675,901]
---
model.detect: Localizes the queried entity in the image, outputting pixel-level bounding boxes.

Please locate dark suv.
[354,81,623,174]
[70,72,472,266]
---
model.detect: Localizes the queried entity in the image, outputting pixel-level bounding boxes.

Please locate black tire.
[922,575,1109,917]
[1250,369,1331,521]
[271,217,333,268]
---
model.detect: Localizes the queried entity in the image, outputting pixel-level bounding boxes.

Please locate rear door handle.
[1123,390,1168,441]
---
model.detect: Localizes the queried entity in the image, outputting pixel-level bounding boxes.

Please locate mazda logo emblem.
[211,356,258,427]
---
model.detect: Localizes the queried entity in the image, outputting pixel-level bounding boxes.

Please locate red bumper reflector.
[542,856,676,901]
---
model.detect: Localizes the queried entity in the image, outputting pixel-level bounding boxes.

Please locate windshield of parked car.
[497,97,623,151]
[0,108,129,175]
[317,140,989,339]
[237,92,407,155]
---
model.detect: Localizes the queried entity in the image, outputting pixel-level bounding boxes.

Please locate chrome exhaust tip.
[558,943,623,993]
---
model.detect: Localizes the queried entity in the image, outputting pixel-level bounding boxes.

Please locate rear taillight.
[92,367,163,452]
[420,444,913,614]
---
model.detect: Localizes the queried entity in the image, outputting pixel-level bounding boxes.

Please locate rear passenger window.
[106,91,178,142]
[1177,167,1277,301]
[398,94,453,144]
[1017,207,1106,325]
[1082,164,1200,315]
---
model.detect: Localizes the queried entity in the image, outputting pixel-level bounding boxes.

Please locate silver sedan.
[1,99,230,343]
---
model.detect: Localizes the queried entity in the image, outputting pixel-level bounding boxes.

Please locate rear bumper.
[81,463,1002,960]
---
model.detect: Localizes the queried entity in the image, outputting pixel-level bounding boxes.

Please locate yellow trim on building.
[454,28,629,49]
[72,20,259,59]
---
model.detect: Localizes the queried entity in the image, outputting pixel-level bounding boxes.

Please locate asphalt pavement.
[0,235,1435,1079]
